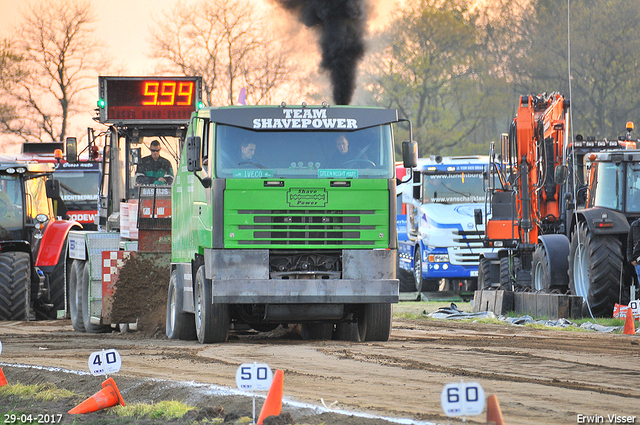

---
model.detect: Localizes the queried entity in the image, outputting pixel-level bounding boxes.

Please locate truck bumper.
[202,248,399,304]
[208,279,399,304]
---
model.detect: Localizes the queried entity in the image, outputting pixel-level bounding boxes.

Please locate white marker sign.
[630,300,640,316]
[88,349,122,376]
[236,363,273,391]
[441,382,485,417]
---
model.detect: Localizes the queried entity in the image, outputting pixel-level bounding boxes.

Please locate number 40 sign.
[88,349,122,376]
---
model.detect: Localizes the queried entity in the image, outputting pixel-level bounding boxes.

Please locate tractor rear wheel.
[569,222,624,317]
[0,252,31,321]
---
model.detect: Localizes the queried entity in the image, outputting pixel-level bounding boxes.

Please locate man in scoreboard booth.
[135,140,174,185]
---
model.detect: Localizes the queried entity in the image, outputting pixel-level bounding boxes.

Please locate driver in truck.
[136,140,174,185]
[330,134,369,166]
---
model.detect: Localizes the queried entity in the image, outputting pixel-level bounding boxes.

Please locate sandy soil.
[0,311,639,425]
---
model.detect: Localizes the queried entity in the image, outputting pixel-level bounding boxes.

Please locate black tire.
[194,265,230,343]
[334,322,360,341]
[68,259,85,332]
[81,261,110,333]
[301,323,334,340]
[499,256,512,288]
[413,247,423,292]
[34,246,67,320]
[397,265,415,292]
[249,323,279,333]
[357,303,392,342]
[478,257,492,289]
[532,244,551,292]
[568,222,624,317]
[166,269,197,340]
[0,252,31,321]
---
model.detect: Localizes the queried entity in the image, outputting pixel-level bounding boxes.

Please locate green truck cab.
[168,105,416,343]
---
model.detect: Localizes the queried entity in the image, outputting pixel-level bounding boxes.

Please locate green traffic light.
[97,99,105,108]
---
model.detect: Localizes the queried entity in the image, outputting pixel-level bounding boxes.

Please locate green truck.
[167,105,416,343]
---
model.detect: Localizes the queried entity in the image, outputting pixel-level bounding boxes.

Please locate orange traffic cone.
[257,370,284,425]
[0,367,7,387]
[486,394,505,425]
[623,306,636,335]
[68,377,125,414]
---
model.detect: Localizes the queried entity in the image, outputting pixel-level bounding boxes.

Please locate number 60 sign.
[441,381,485,417]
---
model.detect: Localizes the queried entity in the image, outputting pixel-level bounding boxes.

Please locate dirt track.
[0,311,639,425]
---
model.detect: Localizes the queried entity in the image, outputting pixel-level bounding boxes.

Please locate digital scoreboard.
[98,76,203,124]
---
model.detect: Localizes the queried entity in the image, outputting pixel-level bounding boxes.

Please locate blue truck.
[397,155,493,295]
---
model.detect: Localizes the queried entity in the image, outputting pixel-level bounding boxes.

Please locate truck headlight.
[428,254,449,262]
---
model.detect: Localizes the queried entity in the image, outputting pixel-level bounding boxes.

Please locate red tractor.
[0,157,81,320]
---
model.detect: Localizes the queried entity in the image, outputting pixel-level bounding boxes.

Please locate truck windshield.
[591,162,624,210]
[626,163,640,213]
[422,172,485,204]
[55,171,100,211]
[0,175,23,229]
[214,124,394,179]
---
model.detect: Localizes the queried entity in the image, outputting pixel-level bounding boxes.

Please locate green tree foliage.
[362,0,513,158]
[510,0,640,139]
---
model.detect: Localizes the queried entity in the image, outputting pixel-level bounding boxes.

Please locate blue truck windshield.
[214,124,394,179]
[422,172,485,204]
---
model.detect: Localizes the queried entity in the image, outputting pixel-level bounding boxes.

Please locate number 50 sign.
[441,381,485,417]
[236,363,273,391]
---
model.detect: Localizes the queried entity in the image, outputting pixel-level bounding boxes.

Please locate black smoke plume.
[276,0,367,105]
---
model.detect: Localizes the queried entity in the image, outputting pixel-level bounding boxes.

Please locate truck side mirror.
[554,165,568,185]
[474,208,483,225]
[412,170,421,200]
[186,135,202,172]
[46,179,69,218]
[402,140,418,168]
[45,179,60,199]
[65,137,77,163]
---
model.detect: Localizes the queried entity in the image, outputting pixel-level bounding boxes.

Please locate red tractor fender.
[35,219,83,267]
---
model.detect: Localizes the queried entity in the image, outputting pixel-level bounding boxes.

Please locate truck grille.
[450,230,490,265]
[236,209,376,246]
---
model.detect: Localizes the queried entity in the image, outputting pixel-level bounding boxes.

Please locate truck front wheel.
[0,252,31,321]
[357,303,392,341]
[194,266,230,343]
[166,269,196,340]
[68,259,84,332]
[81,261,110,333]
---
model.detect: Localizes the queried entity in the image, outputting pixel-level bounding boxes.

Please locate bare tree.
[7,0,109,142]
[0,40,27,145]
[150,0,300,106]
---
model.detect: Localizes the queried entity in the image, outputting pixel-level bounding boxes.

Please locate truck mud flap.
[102,252,171,329]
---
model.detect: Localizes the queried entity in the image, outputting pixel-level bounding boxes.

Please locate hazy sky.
[0,0,402,150]
[0,0,401,74]
[0,0,182,75]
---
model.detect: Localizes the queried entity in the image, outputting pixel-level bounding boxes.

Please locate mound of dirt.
[108,252,170,337]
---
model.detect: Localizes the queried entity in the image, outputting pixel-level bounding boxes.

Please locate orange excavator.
[477,92,637,317]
